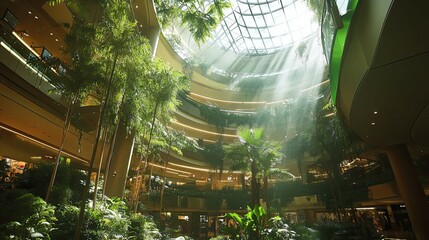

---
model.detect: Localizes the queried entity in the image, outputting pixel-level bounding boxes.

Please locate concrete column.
[105,123,135,197]
[386,144,429,240]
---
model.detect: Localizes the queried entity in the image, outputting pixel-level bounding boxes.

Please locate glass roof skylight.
[212,0,318,55]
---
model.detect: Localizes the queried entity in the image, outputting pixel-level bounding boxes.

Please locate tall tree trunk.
[100,93,126,200]
[263,175,269,215]
[240,173,246,191]
[159,142,172,216]
[45,96,75,202]
[133,101,159,213]
[92,127,108,208]
[251,159,260,207]
[74,51,119,240]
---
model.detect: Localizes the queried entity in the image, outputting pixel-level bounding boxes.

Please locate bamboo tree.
[133,59,190,212]
[92,126,108,207]
[44,18,101,203]
[157,127,198,215]
[72,0,152,238]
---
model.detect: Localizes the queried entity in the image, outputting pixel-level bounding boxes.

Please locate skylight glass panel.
[264,15,274,26]
[251,5,262,14]
[212,0,317,55]
[336,0,349,15]
[269,1,282,11]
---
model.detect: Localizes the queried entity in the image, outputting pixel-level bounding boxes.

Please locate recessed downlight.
[28,11,32,14]
[374,111,378,115]
[50,32,53,36]
[34,16,38,19]
[371,122,376,126]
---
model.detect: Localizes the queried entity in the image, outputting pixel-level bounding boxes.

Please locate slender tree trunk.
[159,143,172,216]
[101,93,126,200]
[144,102,159,171]
[326,165,341,222]
[131,154,144,209]
[74,51,119,240]
[102,123,119,198]
[159,161,168,215]
[133,101,159,213]
[240,173,246,191]
[46,96,75,203]
[93,127,108,208]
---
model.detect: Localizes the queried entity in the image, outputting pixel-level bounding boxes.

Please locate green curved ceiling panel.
[330,0,359,103]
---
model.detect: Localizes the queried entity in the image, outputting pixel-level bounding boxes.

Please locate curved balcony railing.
[0,24,65,106]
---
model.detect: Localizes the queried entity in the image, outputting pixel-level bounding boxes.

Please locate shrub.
[0,193,56,239]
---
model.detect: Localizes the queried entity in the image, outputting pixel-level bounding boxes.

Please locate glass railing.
[0,24,65,105]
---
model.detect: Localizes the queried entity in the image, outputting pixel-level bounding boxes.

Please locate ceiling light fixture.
[371,122,376,126]
[34,16,38,19]
[374,111,378,114]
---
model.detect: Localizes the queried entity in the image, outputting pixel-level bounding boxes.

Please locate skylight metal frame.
[211,0,315,55]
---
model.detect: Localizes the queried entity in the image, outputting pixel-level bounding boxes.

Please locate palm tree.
[225,127,282,208]
[259,141,282,212]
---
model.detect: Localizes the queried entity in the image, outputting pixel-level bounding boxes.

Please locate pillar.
[104,123,135,197]
[386,144,429,240]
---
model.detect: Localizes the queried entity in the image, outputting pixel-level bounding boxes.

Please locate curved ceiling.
[337,0,429,150]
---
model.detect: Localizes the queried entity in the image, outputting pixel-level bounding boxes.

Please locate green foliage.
[128,214,162,239]
[304,0,324,23]
[0,193,56,239]
[16,162,85,205]
[225,127,283,206]
[52,198,162,240]
[224,205,304,240]
[0,189,164,239]
[290,224,319,240]
[202,140,225,173]
[154,0,232,43]
[224,205,266,240]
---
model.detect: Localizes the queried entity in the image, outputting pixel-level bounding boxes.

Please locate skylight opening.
[210,0,318,56]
